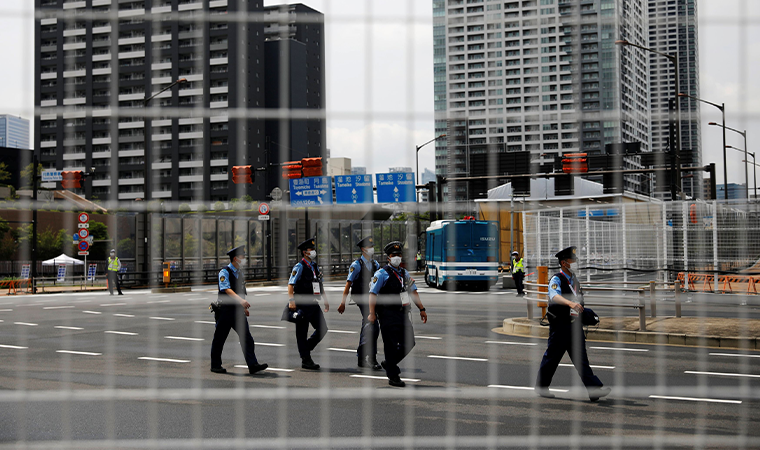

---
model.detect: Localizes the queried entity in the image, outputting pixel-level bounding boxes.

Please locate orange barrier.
[678,273,760,294]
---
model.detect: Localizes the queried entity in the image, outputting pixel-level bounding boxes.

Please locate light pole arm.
[678,93,723,112]
[144,78,187,106]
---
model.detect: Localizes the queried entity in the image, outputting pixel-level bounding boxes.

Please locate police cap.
[384,241,403,255]
[297,238,316,251]
[511,251,519,256]
[226,245,246,258]
[356,236,374,248]
[555,246,577,262]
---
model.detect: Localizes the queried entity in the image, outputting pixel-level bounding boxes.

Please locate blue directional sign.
[376,172,415,203]
[289,177,334,207]
[335,174,374,204]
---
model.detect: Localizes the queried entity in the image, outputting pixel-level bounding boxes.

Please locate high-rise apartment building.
[433,0,652,201]
[35,0,324,204]
[0,115,30,149]
[648,0,701,199]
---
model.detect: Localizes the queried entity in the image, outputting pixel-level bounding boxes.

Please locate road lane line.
[649,395,741,405]
[0,309,13,311]
[82,311,102,315]
[428,355,488,362]
[55,326,84,330]
[57,350,102,356]
[104,331,139,336]
[709,352,760,359]
[415,335,443,340]
[43,306,75,310]
[195,321,216,325]
[138,357,190,363]
[0,344,28,350]
[350,374,421,383]
[147,300,170,304]
[559,363,615,370]
[485,340,538,346]
[254,294,271,297]
[234,365,294,372]
[165,336,204,341]
[149,317,175,321]
[100,303,127,307]
[488,385,569,393]
[685,370,760,379]
[328,329,358,334]
[328,348,356,353]
[250,324,286,329]
[113,314,135,318]
[590,346,648,352]
[257,343,285,347]
[14,322,38,327]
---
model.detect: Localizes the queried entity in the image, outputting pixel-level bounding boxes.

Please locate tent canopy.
[42,254,84,266]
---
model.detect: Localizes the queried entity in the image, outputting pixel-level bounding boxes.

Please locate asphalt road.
[0,281,759,449]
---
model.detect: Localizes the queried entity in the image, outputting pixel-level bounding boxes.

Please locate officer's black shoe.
[388,377,406,388]
[249,363,268,375]
[587,386,611,402]
[118,293,123,295]
[535,388,555,398]
[210,367,227,374]
[369,358,383,371]
[301,358,320,370]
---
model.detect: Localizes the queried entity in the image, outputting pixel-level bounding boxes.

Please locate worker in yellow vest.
[511,251,525,296]
[107,249,123,295]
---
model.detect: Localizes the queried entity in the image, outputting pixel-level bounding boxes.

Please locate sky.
[0,0,758,191]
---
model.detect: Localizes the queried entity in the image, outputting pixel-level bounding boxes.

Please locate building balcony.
[63,153,86,161]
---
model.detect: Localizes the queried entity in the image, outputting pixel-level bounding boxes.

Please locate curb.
[499,318,759,350]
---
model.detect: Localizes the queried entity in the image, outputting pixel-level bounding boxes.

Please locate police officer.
[535,246,610,401]
[338,236,382,370]
[287,238,329,370]
[511,251,525,296]
[368,241,427,387]
[210,245,268,375]
[107,249,123,295]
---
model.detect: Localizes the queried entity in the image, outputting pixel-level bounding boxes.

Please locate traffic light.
[301,157,323,177]
[61,171,83,189]
[232,165,253,184]
[282,161,302,179]
[561,153,588,174]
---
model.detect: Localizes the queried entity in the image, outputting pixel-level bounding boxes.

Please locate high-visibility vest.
[512,258,524,274]
[108,257,119,272]
[416,253,422,261]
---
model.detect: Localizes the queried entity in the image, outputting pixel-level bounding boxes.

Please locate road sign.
[78,251,89,256]
[57,265,66,282]
[20,265,30,279]
[259,203,270,215]
[42,170,62,182]
[376,172,415,203]
[78,241,90,252]
[270,187,283,201]
[73,233,79,241]
[87,264,97,281]
[335,174,374,204]
[78,212,90,224]
[258,215,270,221]
[78,229,89,240]
[78,223,89,229]
[288,177,333,207]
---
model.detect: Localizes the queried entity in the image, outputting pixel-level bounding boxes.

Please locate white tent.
[42,254,84,266]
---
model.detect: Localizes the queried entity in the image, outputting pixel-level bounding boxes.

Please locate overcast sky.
[0,0,758,190]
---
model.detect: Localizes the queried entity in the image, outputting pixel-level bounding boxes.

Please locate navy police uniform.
[369,242,419,382]
[535,246,607,401]
[210,246,266,374]
[287,238,328,367]
[347,236,381,366]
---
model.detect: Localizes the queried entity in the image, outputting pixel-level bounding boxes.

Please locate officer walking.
[287,238,329,370]
[535,246,610,401]
[107,249,123,295]
[368,241,427,387]
[511,251,525,296]
[338,236,382,370]
[210,245,268,375]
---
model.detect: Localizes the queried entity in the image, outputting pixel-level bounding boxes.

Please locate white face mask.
[569,262,579,273]
[364,247,375,258]
[307,250,317,259]
[238,257,247,266]
[390,256,402,267]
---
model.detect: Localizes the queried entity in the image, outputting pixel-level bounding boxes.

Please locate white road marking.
[428,355,488,362]
[183,293,201,296]
[488,385,569,393]
[254,294,271,297]
[559,363,615,370]
[138,357,190,363]
[43,306,74,310]
[149,317,175,321]
[147,300,170,304]
[104,331,138,336]
[590,346,648,352]
[328,329,358,334]
[0,320,3,322]
[250,324,286,329]
[55,326,83,330]
[0,309,13,311]
[649,395,741,405]
[14,322,38,327]
[234,365,294,373]
[113,314,135,318]
[685,370,760,379]
[328,348,356,353]
[0,344,28,350]
[165,336,204,341]
[100,303,127,307]
[257,343,285,347]
[415,335,443,340]
[57,350,102,356]
[72,300,91,303]
[350,374,421,383]
[486,340,538,346]
[709,352,760,359]
[195,320,216,325]
[82,311,102,315]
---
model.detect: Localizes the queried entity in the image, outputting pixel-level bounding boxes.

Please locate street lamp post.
[416,134,446,201]
[710,122,748,200]
[726,145,753,199]
[741,153,758,200]
[414,134,446,257]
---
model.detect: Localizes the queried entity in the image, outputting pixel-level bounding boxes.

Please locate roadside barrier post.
[674,280,681,317]
[649,281,656,318]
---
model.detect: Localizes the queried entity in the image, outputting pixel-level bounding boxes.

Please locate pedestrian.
[285,238,329,370]
[210,245,268,375]
[368,241,427,387]
[416,250,423,271]
[338,236,382,370]
[511,251,525,296]
[535,246,610,401]
[107,249,123,295]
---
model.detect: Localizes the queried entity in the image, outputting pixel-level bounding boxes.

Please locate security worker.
[416,250,423,271]
[107,249,123,295]
[338,236,382,370]
[511,251,525,296]
[210,245,268,375]
[287,238,329,370]
[368,241,427,387]
[535,246,610,401]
